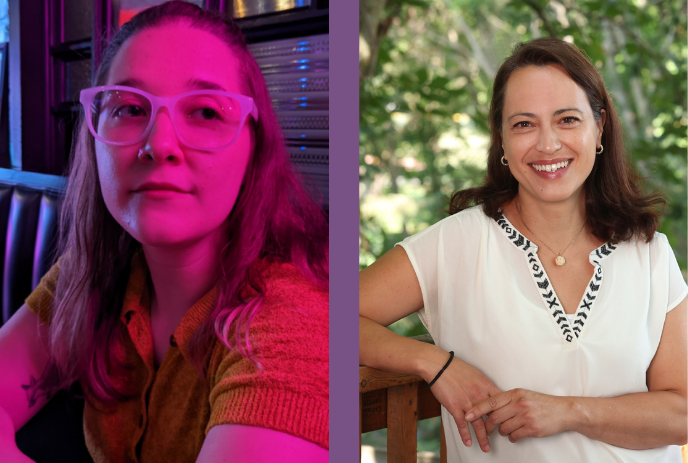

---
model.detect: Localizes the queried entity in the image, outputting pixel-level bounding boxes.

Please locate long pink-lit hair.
[39,1,328,405]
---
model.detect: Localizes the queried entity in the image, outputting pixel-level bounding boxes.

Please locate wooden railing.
[359,334,446,463]
[359,335,688,463]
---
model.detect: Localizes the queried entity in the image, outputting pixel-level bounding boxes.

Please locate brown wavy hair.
[448,37,664,243]
[32,1,328,407]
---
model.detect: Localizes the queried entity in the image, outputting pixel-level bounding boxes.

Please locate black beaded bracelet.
[426,351,454,388]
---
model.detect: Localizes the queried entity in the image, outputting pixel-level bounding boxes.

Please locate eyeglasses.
[79,85,259,150]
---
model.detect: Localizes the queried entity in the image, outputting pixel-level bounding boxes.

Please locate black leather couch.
[0,169,65,324]
[0,168,93,463]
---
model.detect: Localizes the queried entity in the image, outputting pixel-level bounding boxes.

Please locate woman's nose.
[536,126,561,154]
[139,108,183,163]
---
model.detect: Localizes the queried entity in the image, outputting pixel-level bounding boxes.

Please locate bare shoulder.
[0,304,53,433]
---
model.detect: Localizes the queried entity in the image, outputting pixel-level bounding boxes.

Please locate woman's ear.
[597,109,607,144]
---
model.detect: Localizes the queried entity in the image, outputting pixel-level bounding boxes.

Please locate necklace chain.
[515,200,586,259]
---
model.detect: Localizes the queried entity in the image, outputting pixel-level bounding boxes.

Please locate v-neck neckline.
[493,212,618,343]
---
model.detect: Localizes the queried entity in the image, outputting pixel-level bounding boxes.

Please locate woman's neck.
[508,189,588,248]
[142,230,224,328]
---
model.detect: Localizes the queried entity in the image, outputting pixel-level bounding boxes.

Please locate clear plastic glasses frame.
[79,85,259,150]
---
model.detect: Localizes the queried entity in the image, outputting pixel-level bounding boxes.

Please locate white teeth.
[532,160,570,172]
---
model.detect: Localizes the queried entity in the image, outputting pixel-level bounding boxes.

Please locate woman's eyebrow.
[506,112,536,122]
[109,78,227,92]
[553,107,583,116]
[113,77,144,88]
[506,108,583,122]
[185,78,227,92]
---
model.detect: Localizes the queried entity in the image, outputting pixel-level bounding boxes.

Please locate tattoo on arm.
[21,375,54,408]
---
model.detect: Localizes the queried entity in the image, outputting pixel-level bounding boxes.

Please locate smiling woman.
[0,2,329,463]
[360,37,687,462]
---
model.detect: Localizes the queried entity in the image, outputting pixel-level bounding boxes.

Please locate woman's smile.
[529,158,572,178]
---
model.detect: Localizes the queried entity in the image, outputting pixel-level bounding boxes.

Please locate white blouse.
[398,206,687,463]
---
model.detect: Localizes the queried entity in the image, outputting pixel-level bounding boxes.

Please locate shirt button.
[169,334,177,347]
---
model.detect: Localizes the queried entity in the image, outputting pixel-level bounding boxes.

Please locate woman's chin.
[124,223,206,249]
[520,183,584,205]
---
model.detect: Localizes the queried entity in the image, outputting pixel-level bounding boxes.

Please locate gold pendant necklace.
[515,200,586,267]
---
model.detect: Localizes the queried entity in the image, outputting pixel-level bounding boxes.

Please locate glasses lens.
[175,94,243,149]
[91,90,152,144]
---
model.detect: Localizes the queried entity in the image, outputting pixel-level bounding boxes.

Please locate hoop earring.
[501,156,508,166]
[596,145,604,155]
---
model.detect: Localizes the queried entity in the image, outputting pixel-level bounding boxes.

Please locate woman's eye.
[189,107,223,120]
[561,116,580,124]
[513,121,531,128]
[114,105,146,118]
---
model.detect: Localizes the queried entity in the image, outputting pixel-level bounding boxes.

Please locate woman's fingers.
[465,390,512,422]
[468,416,492,452]
[454,413,474,447]
[485,404,518,436]
[495,415,528,442]
[497,414,524,437]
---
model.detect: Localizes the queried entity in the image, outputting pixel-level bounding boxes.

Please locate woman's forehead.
[107,23,242,95]
[503,65,590,116]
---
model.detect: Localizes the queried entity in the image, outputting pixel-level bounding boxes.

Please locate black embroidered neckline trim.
[493,213,617,343]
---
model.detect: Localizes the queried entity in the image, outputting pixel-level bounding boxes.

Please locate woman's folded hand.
[428,356,502,453]
[464,388,574,443]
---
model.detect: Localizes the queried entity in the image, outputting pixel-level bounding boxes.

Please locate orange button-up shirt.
[26,250,329,462]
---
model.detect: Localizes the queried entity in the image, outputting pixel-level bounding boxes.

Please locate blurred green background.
[359,0,687,454]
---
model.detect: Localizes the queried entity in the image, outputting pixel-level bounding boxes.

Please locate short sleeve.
[396,208,484,335]
[661,234,688,313]
[24,258,61,325]
[206,263,329,449]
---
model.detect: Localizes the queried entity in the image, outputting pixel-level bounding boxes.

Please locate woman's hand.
[464,388,573,443]
[427,356,502,452]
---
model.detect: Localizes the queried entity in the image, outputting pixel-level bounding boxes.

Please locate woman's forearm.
[359,315,449,383]
[0,406,34,462]
[0,405,15,447]
[568,391,687,449]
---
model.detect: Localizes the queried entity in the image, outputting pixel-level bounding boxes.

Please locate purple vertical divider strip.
[329,1,359,461]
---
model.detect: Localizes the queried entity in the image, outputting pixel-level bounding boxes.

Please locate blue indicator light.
[298,41,308,45]
[300,146,306,150]
[300,134,306,138]
[298,59,309,63]
[299,103,307,107]
[301,84,306,88]
[299,78,307,82]
[298,65,308,70]
[300,97,308,100]
[296,47,309,52]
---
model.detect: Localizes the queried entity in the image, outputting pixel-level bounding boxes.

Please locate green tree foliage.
[359,0,686,454]
[360,0,687,277]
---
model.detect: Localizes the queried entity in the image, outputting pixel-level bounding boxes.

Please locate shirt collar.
[118,248,219,362]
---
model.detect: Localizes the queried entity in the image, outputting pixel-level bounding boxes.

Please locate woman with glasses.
[0,2,328,462]
[360,38,687,462]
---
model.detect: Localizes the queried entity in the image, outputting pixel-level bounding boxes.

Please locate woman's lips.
[529,159,572,179]
[133,189,189,199]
